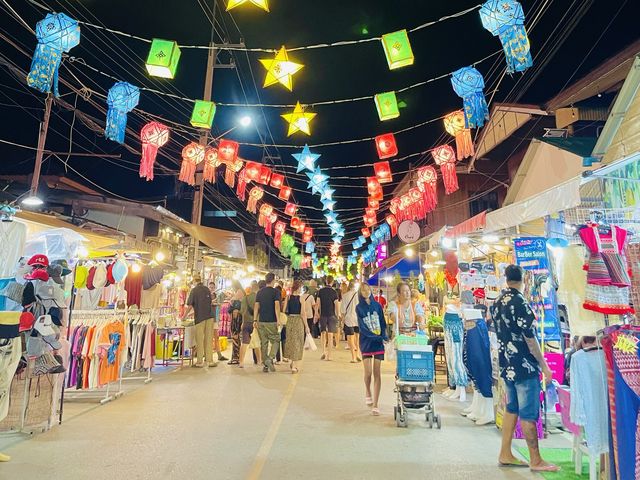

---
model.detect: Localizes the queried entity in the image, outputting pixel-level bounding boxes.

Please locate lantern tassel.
[27,44,64,96]
[140,143,157,181]
[224,167,236,188]
[440,163,459,195]
[247,197,259,214]
[454,130,475,160]
[462,92,489,130]
[499,25,532,74]
[203,161,217,184]
[105,108,129,144]
[179,160,196,186]
[236,170,247,201]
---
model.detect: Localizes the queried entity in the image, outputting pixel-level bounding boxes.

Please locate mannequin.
[441,300,468,402]
[0,312,22,461]
[462,308,495,425]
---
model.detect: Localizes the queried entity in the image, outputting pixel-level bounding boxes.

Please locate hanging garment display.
[443,311,469,388]
[463,311,493,398]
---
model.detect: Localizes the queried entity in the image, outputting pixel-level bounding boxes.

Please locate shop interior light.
[441,237,453,249]
[131,262,142,273]
[247,265,255,273]
[21,194,44,206]
[154,251,166,262]
[405,247,415,257]
[430,250,438,258]
[482,234,499,243]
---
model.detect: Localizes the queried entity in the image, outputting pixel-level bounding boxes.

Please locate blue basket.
[396,349,434,382]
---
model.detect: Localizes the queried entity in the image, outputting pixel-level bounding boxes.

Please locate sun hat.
[51,259,72,276]
[86,266,97,290]
[92,263,107,289]
[47,264,64,285]
[74,265,89,289]
[106,262,116,285]
[27,254,49,268]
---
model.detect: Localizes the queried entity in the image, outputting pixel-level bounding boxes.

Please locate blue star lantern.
[320,187,335,202]
[293,144,320,173]
[322,199,336,211]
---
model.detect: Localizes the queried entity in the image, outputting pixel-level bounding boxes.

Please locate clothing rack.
[121,308,155,385]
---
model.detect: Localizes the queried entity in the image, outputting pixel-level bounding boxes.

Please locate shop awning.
[445,211,487,238]
[162,218,247,260]
[368,253,421,285]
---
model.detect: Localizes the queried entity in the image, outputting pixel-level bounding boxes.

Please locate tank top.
[286,295,302,315]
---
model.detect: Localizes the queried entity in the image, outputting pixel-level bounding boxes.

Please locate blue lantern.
[479,0,533,74]
[305,241,315,253]
[451,67,490,129]
[27,13,80,97]
[105,82,140,144]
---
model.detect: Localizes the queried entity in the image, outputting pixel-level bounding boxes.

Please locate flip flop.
[530,464,560,473]
[350,360,358,363]
[371,407,380,416]
[365,396,373,406]
[498,461,529,468]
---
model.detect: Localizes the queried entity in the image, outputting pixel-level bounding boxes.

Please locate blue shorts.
[504,377,540,422]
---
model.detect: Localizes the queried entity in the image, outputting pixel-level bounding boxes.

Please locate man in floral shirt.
[492,265,558,473]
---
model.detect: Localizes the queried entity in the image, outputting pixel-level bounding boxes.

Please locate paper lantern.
[374,92,399,121]
[451,67,489,129]
[381,30,414,70]
[367,176,383,201]
[416,166,438,211]
[278,186,292,201]
[386,214,399,237]
[259,46,303,91]
[236,169,248,201]
[368,197,379,210]
[226,0,269,11]
[290,217,301,229]
[190,100,216,129]
[305,241,315,254]
[217,139,241,186]
[270,173,284,189]
[139,121,169,181]
[363,215,376,228]
[284,202,297,216]
[145,39,181,79]
[432,145,458,195]
[281,102,316,136]
[274,221,286,247]
[179,142,205,186]
[247,186,263,213]
[375,134,398,160]
[258,203,273,227]
[365,207,377,218]
[203,147,218,184]
[296,221,306,234]
[244,161,261,182]
[362,228,370,238]
[293,144,320,173]
[105,82,139,144]
[265,213,277,236]
[373,160,393,184]
[480,0,532,74]
[27,13,80,96]
[258,165,272,185]
[443,111,475,160]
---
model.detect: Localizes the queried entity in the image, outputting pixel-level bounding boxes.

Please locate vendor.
[387,282,425,335]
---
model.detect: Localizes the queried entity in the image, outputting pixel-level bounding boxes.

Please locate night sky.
[0,0,637,255]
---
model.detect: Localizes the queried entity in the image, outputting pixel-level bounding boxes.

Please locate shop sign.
[513,237,561,342]
[398,220,421,244]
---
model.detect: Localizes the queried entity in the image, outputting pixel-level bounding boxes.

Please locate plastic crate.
[395,334,430,347]
[397,347,434,382]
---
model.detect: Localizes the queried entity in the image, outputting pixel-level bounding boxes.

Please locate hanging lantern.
[247,186,263,213]
[368,197,379,210]
[274,221,286,247]
[367,177,383,201]
[203,147,218,183]
[444,110,475,160]
[374,91,400,121]
[386,214,399,237]
[190,100,216,129]
[217,140,241,187]
[236,169,248,201]
[451,67,490,129]
[145,39,181,79]
[265,213,277,236]
[270,173,284,189]
[363,215,376,228]
[281,102,316,136]
[284,202,297,216]
[432,145,458,195]
[258,203,273,227]
[293,144,320,173]
[27,13,80,97]
[417,166,438,211]
[362,228,370,238]
[303,228,313,243]
[296,221,306,234]
[290,217,301,229]
[479,0,532,74]
[179,142,205,186]
[226,0,269,12]
[139,121,169,181]
[278,185,292,201]
[259,46,303,91]
[305,241,315,254]
[381,29,414,70]
[258,165,272,185]
[373,160,393,184]
[244,161,261,182]
[105,82,139,144]
[375,133,398,159]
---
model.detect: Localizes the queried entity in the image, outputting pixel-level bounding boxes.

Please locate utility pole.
[28,93,54,202]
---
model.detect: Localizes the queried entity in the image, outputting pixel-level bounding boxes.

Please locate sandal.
[530,464,560,473]
[365,396,373,406]
[291,367,299,374]
[371,407,380,416]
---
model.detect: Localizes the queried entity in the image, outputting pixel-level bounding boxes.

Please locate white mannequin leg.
[448,386,461,400]
[442,387,455,398]
[462,389,478,416]
[457,385,467,402]
[474,395,495,425]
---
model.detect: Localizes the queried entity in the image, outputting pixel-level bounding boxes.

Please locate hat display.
[19,311,35,332]
[143,266,164,290]
[51,259,72,276]
[92,263,107,289]
[21,281,36,306]
[460,290,474,305]
[27,254,49,268]
[106,262,116,285]
[458,262,470,272]
[111,259,128,283]
[24,268,50,282]
[74,265,89,289]
[485,290,499,301]
[463,308,483,320]
[33,314,57,337]
[47,264,64,285]
[0,281,25,304]
[86,266,97,290]
[473,288,486,299]
[482,263,496,274]
[0,312,20,339]
[35,279,65,305]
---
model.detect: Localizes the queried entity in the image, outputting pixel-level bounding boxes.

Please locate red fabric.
[125,268,143,307]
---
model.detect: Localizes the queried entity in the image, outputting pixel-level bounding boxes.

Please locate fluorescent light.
[482,234,499,243]
[22,195,43,206]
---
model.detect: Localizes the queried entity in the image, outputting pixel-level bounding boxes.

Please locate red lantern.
[375,133,398,160]
[444,110,474,160]
[270,173,284,189]
[236,169,248,201]
[218,139,239,163]
[179,142,205,186]
[303,227,313,243]
[265,213,277,236]
[290,217,301,229]
[296,221,306,234]
[416,166,438,211]
[244,161,261,182]
[258,203,273,227]
[368,197,380,210]
[258,165,272,185]
[363,215,376,228]
[247,186,263,213]
[365,207,377,218]
[140,121,169,181]
[284,202,297,216]
[374,160,393,184]
[279,185,292,201]
[202,147,218,183]
[367,176,383,201]
[362,227,370,238]
[274,221,286,247]
[432,145,458,195]
[386,214,398,236]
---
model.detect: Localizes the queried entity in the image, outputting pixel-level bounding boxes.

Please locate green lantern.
[374,91,399,121]
[146,39,181,79]
[190,100,216,129]
[381,29,414,70]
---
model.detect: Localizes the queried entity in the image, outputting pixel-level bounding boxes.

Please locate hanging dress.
[443,311,468,388]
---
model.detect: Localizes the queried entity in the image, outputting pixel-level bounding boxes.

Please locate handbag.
[277,310,288,326]
[249,328,261,349]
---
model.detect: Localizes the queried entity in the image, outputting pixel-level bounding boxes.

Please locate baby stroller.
[393,335,441,429]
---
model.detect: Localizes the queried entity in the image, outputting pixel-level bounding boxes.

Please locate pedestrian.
[356,283,387,416]
[340,280,361,363]
[493,265,559,473]
[283,280,309,373]
[306,279,320,338]
[315,275,339,361]
[228,280,245,365]
[182,275,217,368]
[374,288,387,310]
[302,282,317,339]
[239,280,261,368]
[208,280,228,362]
[253,273,281,372]
[387,282,425,335]
[274,283,286,363]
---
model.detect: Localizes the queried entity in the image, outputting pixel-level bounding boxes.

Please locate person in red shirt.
[374,289,387,310]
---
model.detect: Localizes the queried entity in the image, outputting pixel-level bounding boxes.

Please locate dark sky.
[0,0,637,254]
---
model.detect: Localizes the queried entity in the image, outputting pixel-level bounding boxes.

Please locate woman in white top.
[340,280,361,362]
[387,282,425,335]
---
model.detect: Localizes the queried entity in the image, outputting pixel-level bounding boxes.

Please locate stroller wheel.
[427,412,433,428]
[435,414,442,429]
[396,414,407,428]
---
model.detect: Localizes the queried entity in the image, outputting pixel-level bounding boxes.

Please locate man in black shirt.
[183,275,217,368]
[492,265,558,472]
[315,276,339,361]
[254,272,281,372]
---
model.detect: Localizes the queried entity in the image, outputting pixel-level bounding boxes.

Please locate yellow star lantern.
[259,47,303,91]
[226,0,269,11]
[281,102,316,136]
